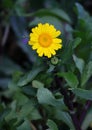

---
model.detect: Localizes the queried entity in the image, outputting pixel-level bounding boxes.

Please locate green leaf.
[12,71,23,82]
[73,55,85,74]
[17,120,32,130]
[5,109,17,122]
[18,67,44,87]
[32,80,44,88]
[60,41,73,63]
[72,88,92,100]
[81,61,92,87]
[14,92,29,106]
[82,108,92,130]
[32,8,71,23]
[51,8,71,23]
[5,100,41,123]
[22,86,36,96]
[47,119,58,130]
[29,16,63,31]
[72,37,81,49]
[37,88,66,110]
[16,101,41,124]
[8,81,20,93]
[75,3,89,20]
[57,72,79,88]
[61,38,81,64]
[0,109,10,127]
[29,108,42,120]
[54,110,75,129]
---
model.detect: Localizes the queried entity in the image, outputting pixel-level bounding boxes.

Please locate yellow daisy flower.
[28,23,62,58]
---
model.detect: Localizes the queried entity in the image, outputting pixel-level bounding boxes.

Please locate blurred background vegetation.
[1,0,92,90]
[0,0,92,130]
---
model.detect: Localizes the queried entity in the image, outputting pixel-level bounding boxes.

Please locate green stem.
[55,76,82,130]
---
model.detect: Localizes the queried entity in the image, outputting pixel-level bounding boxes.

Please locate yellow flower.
[28,23,62,58]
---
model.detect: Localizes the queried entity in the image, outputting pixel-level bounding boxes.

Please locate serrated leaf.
[72,88,92,100]
[81,61,92,87]
[73,55,85,74]
[47,119,58,130]
[57,72,79,88]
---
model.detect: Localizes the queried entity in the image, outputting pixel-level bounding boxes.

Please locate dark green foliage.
[1,0,92,130]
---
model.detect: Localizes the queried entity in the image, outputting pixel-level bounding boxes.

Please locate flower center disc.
[39,33,52,47]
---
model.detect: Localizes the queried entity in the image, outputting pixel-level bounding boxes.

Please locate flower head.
[28,23,62,58]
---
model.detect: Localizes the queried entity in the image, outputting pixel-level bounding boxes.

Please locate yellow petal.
[53,38,62,44]
[28,23,62,58]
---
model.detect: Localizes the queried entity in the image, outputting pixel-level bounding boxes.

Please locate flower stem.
[79,100,92,125]
[55,76,82,130]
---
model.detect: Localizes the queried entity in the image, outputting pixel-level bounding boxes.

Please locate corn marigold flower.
[28,23,62,58]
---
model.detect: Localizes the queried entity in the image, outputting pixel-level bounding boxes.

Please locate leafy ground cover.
[0,0,92,130]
